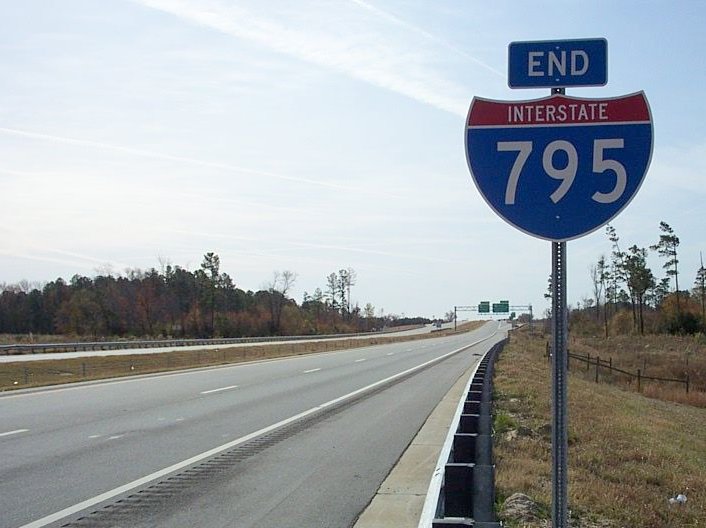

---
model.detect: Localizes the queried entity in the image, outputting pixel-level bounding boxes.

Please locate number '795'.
[498,139,626,205]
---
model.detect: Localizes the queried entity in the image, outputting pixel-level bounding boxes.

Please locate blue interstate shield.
[465,92,653,241]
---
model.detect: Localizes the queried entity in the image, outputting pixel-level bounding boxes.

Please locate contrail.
[131,0,469,116]
[0,127,365,193]
[349,0,504,77]
[0,244,131,276]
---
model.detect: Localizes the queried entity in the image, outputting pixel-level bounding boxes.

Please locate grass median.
[0,322,483,391]
[494,329,706,527]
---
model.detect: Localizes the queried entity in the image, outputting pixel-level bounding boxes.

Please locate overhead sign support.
[465,37,653,528]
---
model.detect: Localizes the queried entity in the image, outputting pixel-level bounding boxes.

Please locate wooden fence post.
[686,374,690,394]
[637,369,641,393]
[586,353,590,372]
[595,355,600,383]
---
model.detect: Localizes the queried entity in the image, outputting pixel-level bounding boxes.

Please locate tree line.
[570,222,706,335]
[0,253,428,339]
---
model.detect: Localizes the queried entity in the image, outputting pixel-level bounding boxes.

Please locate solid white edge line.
[17,327,498,528]
[417,321,502,528]
[0,429,29,438]
[303,368,321,373]
[199,385,238,395]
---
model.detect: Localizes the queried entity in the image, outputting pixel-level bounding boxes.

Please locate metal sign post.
[551,240,568,526]
[549,86,569,528]
[464,38,653,528]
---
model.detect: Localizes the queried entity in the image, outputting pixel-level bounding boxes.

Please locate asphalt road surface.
[0,322,461,363]
[0,321,505,528]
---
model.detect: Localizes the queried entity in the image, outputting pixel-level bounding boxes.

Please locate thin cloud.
[649,143,706,195]
[0,247,127,277]
[258,239,467,266]
[132,0,470,116]
[349,0,504,78]
[159,226,465,265]
[0,127,364,193]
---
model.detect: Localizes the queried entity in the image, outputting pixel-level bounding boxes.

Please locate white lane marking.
[107,435,123,440]
[303,368,321,373]
[88,435,102,439]
[0,350,329,399]
[17,329,499,528]
[0,429,28,438]
[354,358,366,363]
[175,418,185,422]
[386,352,394,356]
[200,385,238,395]
[2,321,500,401]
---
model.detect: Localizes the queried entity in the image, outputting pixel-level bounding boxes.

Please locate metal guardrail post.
[423,340,504,528]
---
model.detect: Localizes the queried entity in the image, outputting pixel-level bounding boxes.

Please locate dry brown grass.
[0,333,74,345]
[494,329,706,527]
[568,333,706,407]
[0,321,483,391]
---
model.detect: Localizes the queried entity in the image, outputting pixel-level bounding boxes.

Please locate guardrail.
[0,326,426,356]
[419,339,506,527]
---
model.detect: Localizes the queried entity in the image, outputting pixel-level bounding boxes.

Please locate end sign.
[508,38,607,88]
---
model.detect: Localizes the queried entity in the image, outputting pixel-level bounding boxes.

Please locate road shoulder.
[353,360,476,527]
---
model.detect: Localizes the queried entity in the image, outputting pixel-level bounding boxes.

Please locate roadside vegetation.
[0,254,448,340]
[558,222,706,338]
[529,221,706,410]
[496,220,706,525]
[494,329,706,527]
[568,333,706,407]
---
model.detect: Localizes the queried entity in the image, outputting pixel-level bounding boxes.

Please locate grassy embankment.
[569,333,706,408]
[494,329,706,527]
[0,321,482,391]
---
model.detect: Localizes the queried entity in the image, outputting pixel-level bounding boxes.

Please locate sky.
[1,0,705,320]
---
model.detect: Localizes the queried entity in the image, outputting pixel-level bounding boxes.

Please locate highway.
[0,321,505,528]
[0,322,458,363]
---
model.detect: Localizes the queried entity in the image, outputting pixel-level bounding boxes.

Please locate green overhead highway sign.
[492,301,510,313]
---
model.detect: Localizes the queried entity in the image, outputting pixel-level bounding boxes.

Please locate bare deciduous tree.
[267,270,297,334]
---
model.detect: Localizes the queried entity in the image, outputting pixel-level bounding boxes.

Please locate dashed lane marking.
[0,429,29,438]
[200,385,238,395]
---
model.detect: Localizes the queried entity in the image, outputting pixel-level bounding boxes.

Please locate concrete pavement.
[353,357,478,527]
